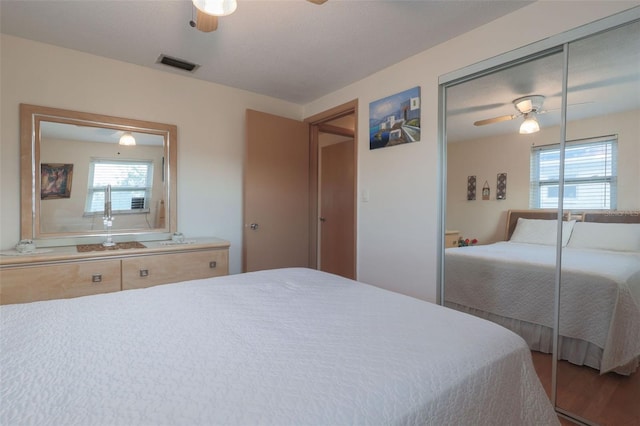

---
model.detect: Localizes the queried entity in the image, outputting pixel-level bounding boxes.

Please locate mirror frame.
[20,104,177,246]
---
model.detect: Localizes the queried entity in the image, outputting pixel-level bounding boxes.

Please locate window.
[530,135,617,210]
[86,159,154,215]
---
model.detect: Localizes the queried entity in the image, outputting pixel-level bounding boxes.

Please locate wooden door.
[320,139,355,279]
[244,109,310,272]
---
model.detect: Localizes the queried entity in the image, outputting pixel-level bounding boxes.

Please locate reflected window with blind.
[530,135,617,209]
[84,159,154,215]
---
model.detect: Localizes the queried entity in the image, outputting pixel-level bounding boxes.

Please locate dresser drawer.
[0,260,121,304]
[122,249,229,290]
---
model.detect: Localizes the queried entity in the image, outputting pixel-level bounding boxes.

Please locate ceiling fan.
[191,0,327,33]
[474,95,546,134]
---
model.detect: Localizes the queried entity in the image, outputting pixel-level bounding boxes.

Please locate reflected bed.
[445,210,640,375]
[0,268,557,425]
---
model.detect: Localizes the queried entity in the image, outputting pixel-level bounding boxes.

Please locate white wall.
[302,2,638,302]
[0,34,302,274]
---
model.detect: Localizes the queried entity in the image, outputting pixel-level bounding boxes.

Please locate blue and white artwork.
[369,86,421,150]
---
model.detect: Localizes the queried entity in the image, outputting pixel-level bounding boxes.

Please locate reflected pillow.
[567,222,640,252]
[510,218,576,246]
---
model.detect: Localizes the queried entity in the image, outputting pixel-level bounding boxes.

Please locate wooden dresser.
[0,238,229,305]
[445,230,460,248]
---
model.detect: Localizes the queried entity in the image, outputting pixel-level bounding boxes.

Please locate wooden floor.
[531,351,640,425]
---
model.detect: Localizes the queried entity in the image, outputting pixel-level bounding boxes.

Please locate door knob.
[250,223,259,230]
[319,217,326,222]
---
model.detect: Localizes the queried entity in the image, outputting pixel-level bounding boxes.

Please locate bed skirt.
[445,302,639,375]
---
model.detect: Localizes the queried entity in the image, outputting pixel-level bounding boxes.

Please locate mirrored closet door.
[442,46,564,405]
[557,19,640,425]
[439,8,639,425]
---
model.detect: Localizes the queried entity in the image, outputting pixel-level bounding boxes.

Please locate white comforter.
[1,268,557,426]
[445,242,640,373]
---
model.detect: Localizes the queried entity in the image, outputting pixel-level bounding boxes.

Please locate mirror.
[440,11,639,425]
[557,19,640,424]
[20,104,177,246]
[443,49,564,405]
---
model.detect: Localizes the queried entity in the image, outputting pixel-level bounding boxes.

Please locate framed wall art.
[369,86,421,150]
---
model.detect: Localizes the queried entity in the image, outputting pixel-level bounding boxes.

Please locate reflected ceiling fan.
[191,0,327,33]
[474,95,546,134]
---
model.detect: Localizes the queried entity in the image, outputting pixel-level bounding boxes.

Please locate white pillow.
[510,218,576,247]
[567,221,640,252]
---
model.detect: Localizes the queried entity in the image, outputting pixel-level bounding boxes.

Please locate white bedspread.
[1,268,557,426]
[445,242,640,374]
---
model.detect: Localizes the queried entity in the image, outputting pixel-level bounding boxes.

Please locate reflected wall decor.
[496,173,507,200]
[467,176,476,200]
[40,163,73,199]
[369,86,421,150]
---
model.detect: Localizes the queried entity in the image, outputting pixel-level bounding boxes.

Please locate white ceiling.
[0,0,531,104]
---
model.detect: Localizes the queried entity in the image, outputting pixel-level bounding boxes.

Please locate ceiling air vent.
[157,54,199,72]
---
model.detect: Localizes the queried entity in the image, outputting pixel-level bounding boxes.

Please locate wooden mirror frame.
[20,104,177,246]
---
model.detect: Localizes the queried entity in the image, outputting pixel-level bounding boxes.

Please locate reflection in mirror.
[557,20,640,424]
[20,104,177,246]
[443,50,563,405]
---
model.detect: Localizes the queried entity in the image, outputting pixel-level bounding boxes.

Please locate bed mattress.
[1,267,558,425]
[445,242,640,374]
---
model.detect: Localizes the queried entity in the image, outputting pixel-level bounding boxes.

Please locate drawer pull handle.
[92,274,102,283]
[139,269,149,277]
[209,261,217,269]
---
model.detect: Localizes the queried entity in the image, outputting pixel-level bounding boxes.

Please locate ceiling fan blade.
[307,0,328,4]
[196,9,218,32]
[473,115,517,126]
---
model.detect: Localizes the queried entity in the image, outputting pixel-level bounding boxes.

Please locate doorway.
[307,100,358,279]
[243,101,358,277]
[318,118,355,279]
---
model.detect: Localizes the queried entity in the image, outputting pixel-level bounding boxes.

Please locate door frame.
[304,100,358,276]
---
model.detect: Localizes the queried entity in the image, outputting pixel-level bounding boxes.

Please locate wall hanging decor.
[41,163,73,199]
[482,180,490,200]
[467,175,476,200]
[497,172,507,200]
[369,86,421,150]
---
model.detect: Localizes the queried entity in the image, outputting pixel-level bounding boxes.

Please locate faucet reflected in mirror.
[102,184,115,247]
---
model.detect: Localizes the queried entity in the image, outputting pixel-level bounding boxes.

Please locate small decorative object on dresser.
[457,237,478,247]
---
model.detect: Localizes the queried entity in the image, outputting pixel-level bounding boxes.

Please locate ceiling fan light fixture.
[192,0,237,16]
[519,113,540,134]
[119,132,136,146]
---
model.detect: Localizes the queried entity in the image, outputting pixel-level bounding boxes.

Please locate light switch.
[361,189,370,202]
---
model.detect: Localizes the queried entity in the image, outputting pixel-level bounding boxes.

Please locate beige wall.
[1,2,636,299]
[446,110,640,245]
[0,34,301,274]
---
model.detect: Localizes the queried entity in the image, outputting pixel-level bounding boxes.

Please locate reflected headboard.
[582,211,640,224]
[505,209,640,240]
[504,209,570,241]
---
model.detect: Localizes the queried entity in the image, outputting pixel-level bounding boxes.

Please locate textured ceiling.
[0,0,531,104]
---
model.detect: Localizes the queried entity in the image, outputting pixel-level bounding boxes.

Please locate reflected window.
[85,159,154,214]
[530,135,617,209]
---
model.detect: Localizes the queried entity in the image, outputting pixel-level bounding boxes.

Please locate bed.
[0,267,558,425]
[445,210,640,375]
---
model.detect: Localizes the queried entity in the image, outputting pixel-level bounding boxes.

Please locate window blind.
[530,135,617,210]
[86,159,154,214]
